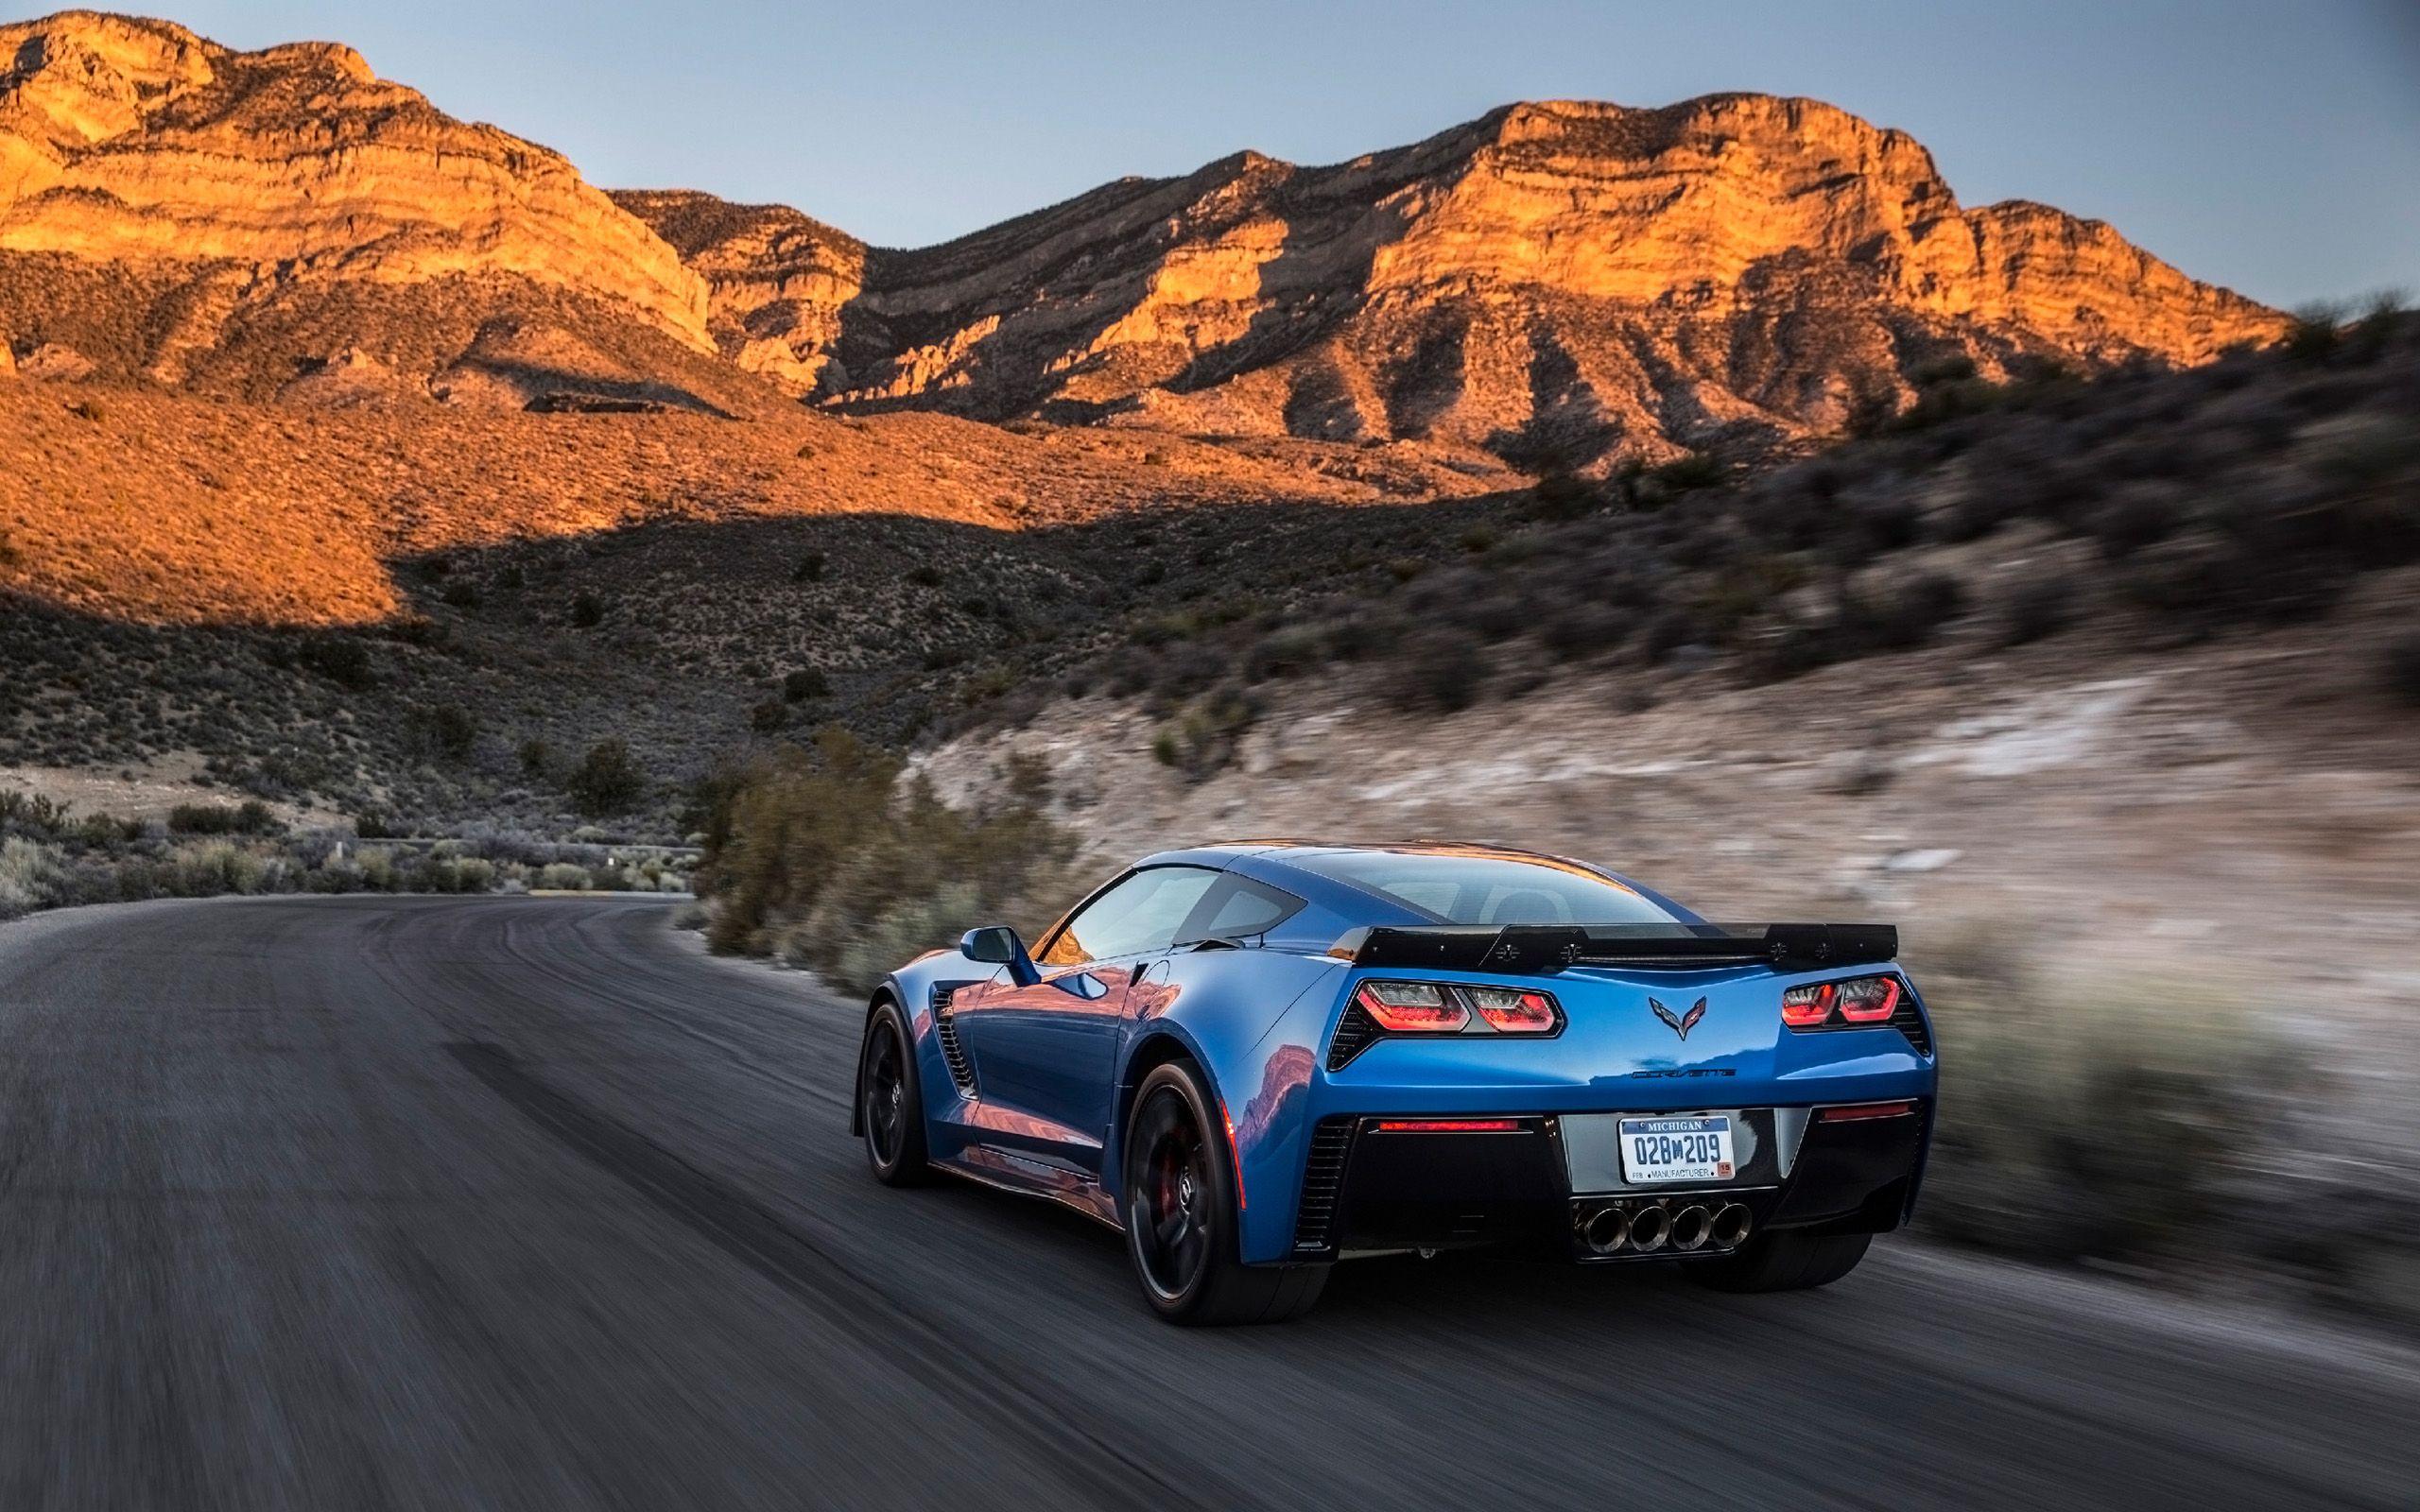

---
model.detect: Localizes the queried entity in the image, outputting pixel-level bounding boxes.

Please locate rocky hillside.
[0,12,2284,467]
[0,10,714,398]
[627,97,2287,467]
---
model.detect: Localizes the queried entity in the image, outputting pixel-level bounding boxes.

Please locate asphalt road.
[3,896,2415,1511]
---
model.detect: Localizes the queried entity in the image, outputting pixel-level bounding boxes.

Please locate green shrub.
[1913,928,2309,1262]
[537,862,592,890]
[565,738,647,817]
[168,799,280,836]
[0,836,66,919]
[697,730,1075,993]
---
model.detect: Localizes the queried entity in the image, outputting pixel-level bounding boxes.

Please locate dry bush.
[1911,925,2312,1263]
[698,730,1076,993]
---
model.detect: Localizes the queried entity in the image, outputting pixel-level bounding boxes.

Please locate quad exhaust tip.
[1712,1203,1754,1248]
[1581,1208,1631,1255]
[1577,1200,1753,1256]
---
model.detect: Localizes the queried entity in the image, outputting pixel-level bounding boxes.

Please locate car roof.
[1125,840,1701,928]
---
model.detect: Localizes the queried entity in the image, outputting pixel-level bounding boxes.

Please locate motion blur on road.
[2,894,2413,1510]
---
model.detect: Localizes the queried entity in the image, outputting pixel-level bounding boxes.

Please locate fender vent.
[1325,1002,1383,1072]
[1292,1117,1357,1253]
[1892,994,1932,1057]
[931,987,977,1095]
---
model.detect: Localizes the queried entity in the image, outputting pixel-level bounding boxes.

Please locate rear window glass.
[1298,851,1675,927]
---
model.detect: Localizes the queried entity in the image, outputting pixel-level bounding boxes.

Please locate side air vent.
[1892,993,1933,1057]
[1325,1001,1383,1072]
[1291,1117,1357,1253]
[931,986,977,1095]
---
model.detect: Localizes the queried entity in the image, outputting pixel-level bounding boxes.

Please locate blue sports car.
[853,842,1938,1325]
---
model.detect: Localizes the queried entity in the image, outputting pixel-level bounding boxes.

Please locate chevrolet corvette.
[852,842,1938,1324]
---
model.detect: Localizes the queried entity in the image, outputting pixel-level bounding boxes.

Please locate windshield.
[1296,850,1677,927]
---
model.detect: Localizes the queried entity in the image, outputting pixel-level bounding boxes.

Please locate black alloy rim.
[1130,1087,1213,1300]
[864,1021,907,1166]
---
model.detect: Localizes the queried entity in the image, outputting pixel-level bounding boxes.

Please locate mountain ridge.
[1,11,2286,471]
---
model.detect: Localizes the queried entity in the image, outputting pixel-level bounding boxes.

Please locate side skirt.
[935,1149,1123,1232]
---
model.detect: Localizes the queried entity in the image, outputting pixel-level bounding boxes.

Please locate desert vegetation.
[1067,306,2420,772]
[0,789,691,920]
[689,730,1076,993]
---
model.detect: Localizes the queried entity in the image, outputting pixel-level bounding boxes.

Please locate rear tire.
[1122,1061,1326,1325]
[1685,1229,1871,1293]
[857,1000,930,1186]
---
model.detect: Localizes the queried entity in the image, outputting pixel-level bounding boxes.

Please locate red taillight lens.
[1355,980,1469,1033]
[1468,987,1559,1033]
[1374,1119,1522,1133]
[1781,981,1837,1027]
[1782,975,1902,1029]
[1834,975,1901,1023]
[1816,1100,1917,1123]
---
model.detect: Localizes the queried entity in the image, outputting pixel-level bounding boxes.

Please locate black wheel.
[857,1000,929,1186]
[1685,1229,1871,1293]
[1122,1061,1326,1326]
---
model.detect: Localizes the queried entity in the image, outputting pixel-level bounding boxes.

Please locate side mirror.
[960,925,1040,986]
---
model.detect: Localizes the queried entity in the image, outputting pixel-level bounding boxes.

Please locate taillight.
[1781,981,1837,1027]
[1346,981,1564,1039]
[1782,974,1903,1030]
[1468,986,1559,1034]
[1354,980,1469,1033]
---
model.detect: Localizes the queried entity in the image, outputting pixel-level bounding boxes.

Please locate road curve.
[2,895,2414,1510]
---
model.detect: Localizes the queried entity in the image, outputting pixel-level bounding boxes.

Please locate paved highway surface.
[3,896,2414,1510]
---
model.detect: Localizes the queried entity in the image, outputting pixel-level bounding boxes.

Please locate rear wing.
[1329,922,1898,975]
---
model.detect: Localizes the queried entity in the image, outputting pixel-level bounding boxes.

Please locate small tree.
[566,738,647,816]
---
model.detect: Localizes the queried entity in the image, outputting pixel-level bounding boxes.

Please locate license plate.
[1618,1115,1736,1183]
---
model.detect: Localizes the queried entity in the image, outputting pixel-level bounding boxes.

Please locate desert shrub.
[697,730,1076,993]
[565,738,647,817]
[1913,929,2309,1262]
[517,738,554,778]
[415,703,478,761]
[168,799,280,836]
[907,564,944,588]
[1648,452,1725,493]
[782,667,829,702]
[749,699,790,733]
[537,862,592,890]
[1997,571,2076,647]
[0,837,66,919]
[440,581,481,610]
[1526,472,1600,522]
[1158,687,1261,780]
[1391,627,1485,711]
[569,593,605,628]
[68,399,104,422]
[670,898,711,930]
[298,636,374,690]
[1242,627,1322,683]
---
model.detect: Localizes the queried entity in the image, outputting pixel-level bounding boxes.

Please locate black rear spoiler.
[1330,922,1898,975]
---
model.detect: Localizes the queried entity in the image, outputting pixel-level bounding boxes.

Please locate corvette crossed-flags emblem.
[1649,996,1708,1040]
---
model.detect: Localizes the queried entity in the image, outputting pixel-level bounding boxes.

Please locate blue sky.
[29,0,2420,308]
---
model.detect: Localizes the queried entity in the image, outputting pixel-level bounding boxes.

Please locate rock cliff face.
[0,15,2286,466]
[664,97,2285,464]
[0,10,711,386]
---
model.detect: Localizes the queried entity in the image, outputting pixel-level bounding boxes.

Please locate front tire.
[1122,1061,1325,1325]
[1685,1228,1871,1292]
[857,1000,929,1186]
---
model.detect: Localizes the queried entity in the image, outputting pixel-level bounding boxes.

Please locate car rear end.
[1283,934,1937,1268]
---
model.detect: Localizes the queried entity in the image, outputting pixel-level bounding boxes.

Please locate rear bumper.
[1288,1101,1931,1263]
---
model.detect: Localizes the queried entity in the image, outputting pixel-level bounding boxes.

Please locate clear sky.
[23,0,2419,308]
